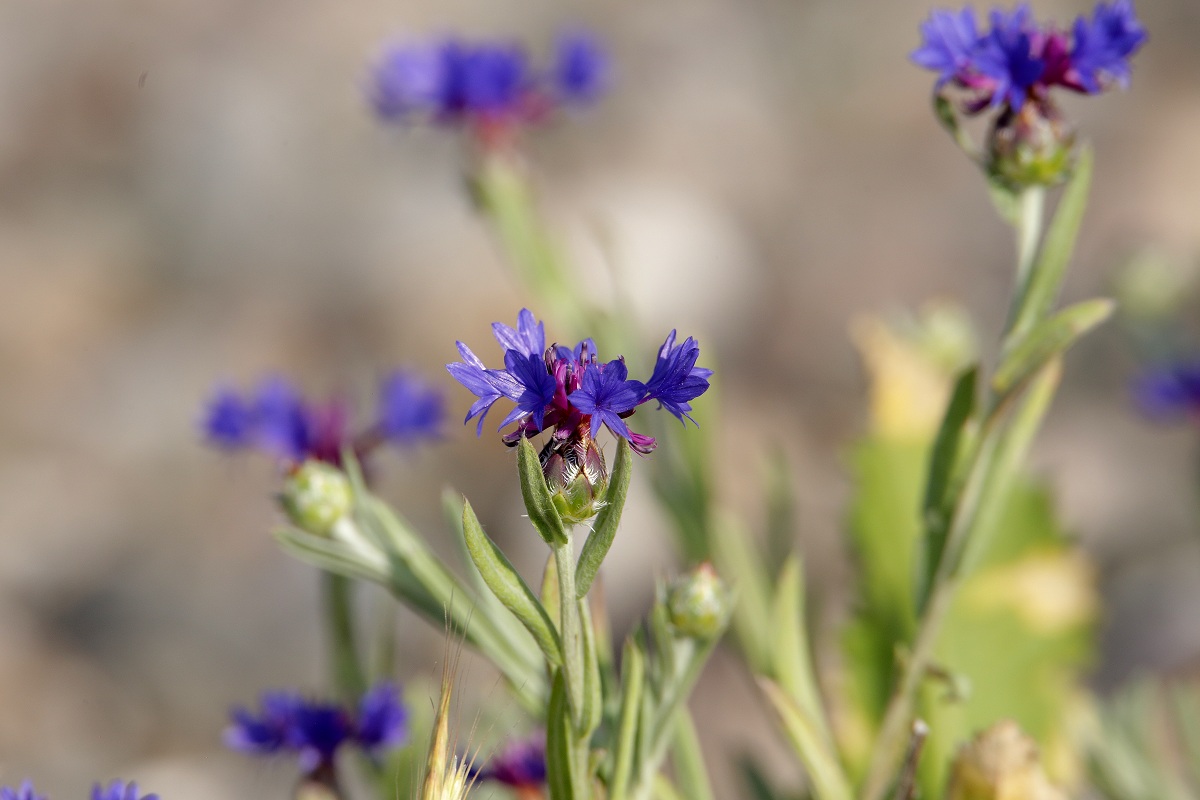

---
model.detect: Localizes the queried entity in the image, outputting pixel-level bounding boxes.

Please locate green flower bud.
[666,563,732,640]
[541,432,608,526]
[280,460,353,536]
[987,101,1076,190]
[947,720,1066,800]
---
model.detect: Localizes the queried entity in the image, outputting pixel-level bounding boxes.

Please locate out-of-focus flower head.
[470,732,547,793]
[226,683,408,775]
[447,309,711,455]
[201,372,442,468]
[1133,360,1200,421]
[90,782,159,800]
[912,1,1146,112]
[0,783,46,800]
[912,2,1145,186]
[369,31,609,146]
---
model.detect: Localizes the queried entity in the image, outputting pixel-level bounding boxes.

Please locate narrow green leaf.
[711,513,773,673]
[915,365,977,612]
[1009,146,1094,339]
[462,500,563,667]
[759,679,853,800]
[610,640,646,800]
[274,526,385,584]
[517,436,568,546]
[671,709,714,800]
[546,670,577,800]
[580,600,604,738]
[541,551,562,630]
[577,437,632,596]
[651,776,685,800]
[992,298,1113,402]
[771,556,832,749]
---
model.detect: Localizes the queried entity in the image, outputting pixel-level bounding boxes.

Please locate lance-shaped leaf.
[579,600,604,739]
[671,709,714,800]
[915,366,978,613]
[759,678,853,800]
[462,500,563,667]
[992,298,1113,403]
[1007,147,1094,340]
[771,556,833,749]
[518,436,568,546]
[577,437,632,596]
[610,640,646,800]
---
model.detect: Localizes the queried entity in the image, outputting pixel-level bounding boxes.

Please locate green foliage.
[841,435,1094,796]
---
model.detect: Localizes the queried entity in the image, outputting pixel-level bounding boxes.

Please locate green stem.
[554,532,590,799]
[322,572,366,703]
[861,188,1051,800]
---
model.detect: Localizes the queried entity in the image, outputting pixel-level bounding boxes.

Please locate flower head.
[0,782,45,800]
[369,31,609,142]
[201,372,442,467]
[471,732,547,791]
[226,683,408,775]
[1133,361,1200,421]
[911,1,1146,111]
[446,310,711,456]
[90,782,158,800]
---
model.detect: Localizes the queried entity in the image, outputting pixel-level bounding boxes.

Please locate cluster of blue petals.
[369,31,608,130]
[447,310,712,454]
[470,732,547,789]
[0,782,156,800]
[1133,361,1200,421]
[202,372,442,465]
[912,1,1146,112]
[225,683,408,773]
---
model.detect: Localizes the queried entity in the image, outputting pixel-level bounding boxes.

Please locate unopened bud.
[541,432,608,526]
[280,460,353,536]
[947,720,1066,800]
[988,101,1076,189]
[666,563,732,640]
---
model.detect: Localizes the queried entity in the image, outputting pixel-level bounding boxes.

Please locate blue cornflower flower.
[90,781,158,800]
[368,32,609,140]
[201,372,442,467]
[911,1,1146,113]
[446,310,712,455]
[1071,0,1147,92]
[471,731,547,790]
[553,31,610,105]
[1133,361,1200,421]
[226,683,408,776]
[0,782,45,800]
[378,372,444,445]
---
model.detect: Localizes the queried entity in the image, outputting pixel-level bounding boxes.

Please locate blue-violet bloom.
[201,372,442,467]
[0,783,45,800]
[470,732,547,794]
[447,309,711,456]
[369,31,609,139]
[226,683,408,775]
[1133,361,1200,421]
[911,1,1146,113]
[91,782,158,800]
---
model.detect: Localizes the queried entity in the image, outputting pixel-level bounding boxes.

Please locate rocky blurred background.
[1,0,1198,796]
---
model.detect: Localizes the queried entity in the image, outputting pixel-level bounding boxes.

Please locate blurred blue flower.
[90,782,158,800]
[471,731,547,790]
[369,31,609,137]
[1134,361,1200,420]
[911,1,1146,113]
[447,309,711,454]
[226,683,408,774]
[201,372,442,466]
[553,31,609,104]
[0,782,45,800]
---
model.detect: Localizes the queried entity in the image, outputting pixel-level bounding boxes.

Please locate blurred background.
[1,0,1198,796]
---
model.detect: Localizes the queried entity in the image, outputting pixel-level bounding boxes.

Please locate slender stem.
[861,188,1050,800]
[553,531,590,800]
[321,572,366,703]
[1006,187,1046,338]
